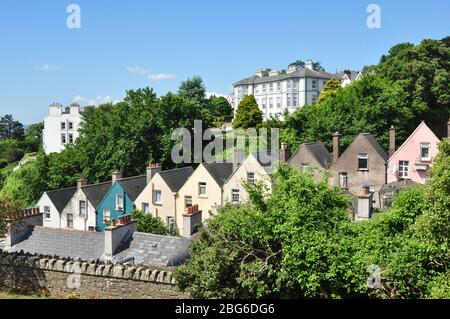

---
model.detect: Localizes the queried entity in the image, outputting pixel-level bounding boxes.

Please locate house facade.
[330,133,388,208]
[176,163,233,235]
[43,103,85,155]
[336,70,363,87]
[135,166,194,229]
[96,172,147,231]
[288,142,332,181]
[37,187,77,229]
[223,152,275,205]
[60,178,111,232]
[232,60,336,120]
[387,122,440,184]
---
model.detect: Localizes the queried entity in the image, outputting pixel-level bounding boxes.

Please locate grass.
[0,292,48,299]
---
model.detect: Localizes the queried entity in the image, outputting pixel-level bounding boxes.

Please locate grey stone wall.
[0,250,188,299]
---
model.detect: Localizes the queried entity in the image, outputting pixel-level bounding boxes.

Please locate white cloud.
[148,73,176,81]
[35,64,58,72]
[72,95,119,106]
[127,66,149,74]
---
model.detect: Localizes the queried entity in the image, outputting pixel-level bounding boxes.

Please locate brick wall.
[0,250,188,299]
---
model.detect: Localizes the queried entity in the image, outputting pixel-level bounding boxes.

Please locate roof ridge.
[46,186,77,193]
[117,174,146,182]
[159,166,193,174]
[82,180,112,188]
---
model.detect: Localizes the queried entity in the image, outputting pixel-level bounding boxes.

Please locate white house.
[59,178,112,232]
[37,187,77,229]
[43,103,85,154]
[232,60,337,120]
[336,70,363,88]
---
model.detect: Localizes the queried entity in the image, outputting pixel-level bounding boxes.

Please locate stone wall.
[0,250,188,299]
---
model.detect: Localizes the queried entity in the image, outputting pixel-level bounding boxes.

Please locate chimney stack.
[77,177,87,189]
[332,132,341,164]
[112,170,122,183]
[147,163,161,184]
[389,125,396,157]
[447,118,450,138]
[279,142,291,163]
[182,204,202,237]
[233,147,244,172]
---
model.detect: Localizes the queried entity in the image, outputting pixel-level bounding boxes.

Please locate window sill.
[198,195,208,199]
[153,202,162,206]
[357,169,369,172]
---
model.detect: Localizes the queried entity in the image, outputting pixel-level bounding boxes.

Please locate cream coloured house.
[135,166,194,229]
[223,152,276,204]
[175,162,233,235]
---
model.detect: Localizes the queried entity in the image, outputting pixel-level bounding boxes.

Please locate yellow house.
[135,166,194,229]
[223,152,276,204]
[175,162,233,235]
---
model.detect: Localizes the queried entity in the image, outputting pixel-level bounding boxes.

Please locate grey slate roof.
[159,167,194,192]
[251,151,279,175]
[360,133,389,162]
[117,175,147,201]
[203,162,234,187]
[9,226,104,261]
[303,142,332,168]
[111,232,190,267]
[234,68,336,86]
[82,181,112,208]
[46,187,77,213]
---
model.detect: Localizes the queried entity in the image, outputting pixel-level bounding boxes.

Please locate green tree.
[0,154,48,207]
[175,165,350,298]
[0,198,23,237]
[24,122,44,152]
[209,95,233,122]
[178,76,207,104]
[232,95,263,129]
[0,115,24,141]
[318,78,342,103]
[131,210,169,235]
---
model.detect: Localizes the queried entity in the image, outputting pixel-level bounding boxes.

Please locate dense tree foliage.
[0,115,24,141]
[318,78,342,104]
[280,38,450,152]
[131,210,170,235]
[233,95,263,129]
[0,198,24,237]
[176,139,450,298]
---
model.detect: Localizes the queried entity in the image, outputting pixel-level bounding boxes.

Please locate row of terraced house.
[34,120,450,236]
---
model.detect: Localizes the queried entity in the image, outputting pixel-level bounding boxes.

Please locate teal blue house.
[96,172,147,231]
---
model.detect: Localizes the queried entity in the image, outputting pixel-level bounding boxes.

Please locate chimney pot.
[147,163,161,184]
[279,142,291,163]
[77,177,87,189]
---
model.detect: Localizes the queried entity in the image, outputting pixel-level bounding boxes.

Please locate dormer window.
[420,143,431,161]
[358,153,369,170]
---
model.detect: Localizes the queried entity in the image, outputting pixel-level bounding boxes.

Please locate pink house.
[387,121,440,184]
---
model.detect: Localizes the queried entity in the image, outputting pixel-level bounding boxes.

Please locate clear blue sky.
[0,0,449,124]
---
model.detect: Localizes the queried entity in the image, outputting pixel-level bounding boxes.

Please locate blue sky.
[0,0,449,124]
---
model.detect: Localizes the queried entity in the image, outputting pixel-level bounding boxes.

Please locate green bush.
[131,210,170,235]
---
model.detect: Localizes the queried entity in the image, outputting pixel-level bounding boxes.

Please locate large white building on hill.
[43,103,85,155]
[232,59,337,120]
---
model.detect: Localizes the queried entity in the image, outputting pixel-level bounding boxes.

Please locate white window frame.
[269,97,273,109]
[153,190,162,205]
[79,200,86,215]
[61,133,66,144]
[420,143,431,161]
[339,172,348,189]
[276,97,281,108]
[398,160,409,179]
[247,172,255,184]
[44,206,51,220]
[116,194,124,210]
[67,213,74,228]
[357,153,369,170]
[68,122,73,130]
[68,133,74,144]
[103,209,111,221]
[231,189,240,203]
[142,202,150,213]
[61,122,66,130]
[184,196,193,208]
[198,182,207,196]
